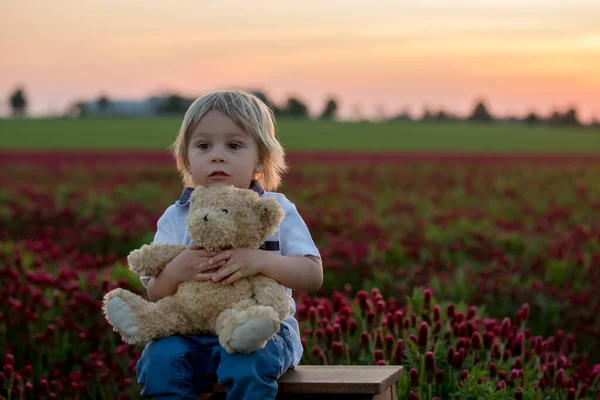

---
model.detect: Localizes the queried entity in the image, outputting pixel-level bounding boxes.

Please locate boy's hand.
[163,245,226,283]
[209,248,269,285]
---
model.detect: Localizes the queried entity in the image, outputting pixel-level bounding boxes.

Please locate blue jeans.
[136,325,294,400]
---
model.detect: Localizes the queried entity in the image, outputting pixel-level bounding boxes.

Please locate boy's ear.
[256,198,285,237]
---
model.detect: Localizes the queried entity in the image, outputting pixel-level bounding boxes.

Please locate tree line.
[5,86,599,128]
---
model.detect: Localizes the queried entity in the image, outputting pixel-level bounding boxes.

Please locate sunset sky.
[1,0,599,121]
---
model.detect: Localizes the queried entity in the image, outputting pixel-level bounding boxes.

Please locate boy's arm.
[261,253,323,292]
[146,245,220,302]
[146,263,183,302]
[143,205,182,302]
[269,197,322,292]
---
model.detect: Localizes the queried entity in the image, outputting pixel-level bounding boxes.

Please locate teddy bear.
[102,184,290,354]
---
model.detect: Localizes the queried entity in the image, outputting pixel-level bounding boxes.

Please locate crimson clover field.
[1,119,600,399]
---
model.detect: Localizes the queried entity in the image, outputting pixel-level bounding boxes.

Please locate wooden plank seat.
[198,365,404,399]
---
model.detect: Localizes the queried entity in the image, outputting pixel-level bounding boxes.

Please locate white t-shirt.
[140,183,320,368]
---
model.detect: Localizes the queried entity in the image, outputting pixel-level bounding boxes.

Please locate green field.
[1,117,599,153]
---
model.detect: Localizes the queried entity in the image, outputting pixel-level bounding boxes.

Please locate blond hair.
[170,90,288,191]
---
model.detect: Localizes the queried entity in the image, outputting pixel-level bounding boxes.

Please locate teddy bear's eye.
[222,209,228,214]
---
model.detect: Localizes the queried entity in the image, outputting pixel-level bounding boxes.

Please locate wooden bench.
[198,365,404,399]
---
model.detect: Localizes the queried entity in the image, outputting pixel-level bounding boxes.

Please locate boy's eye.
[197,143,209,149]
[228,143,242,150]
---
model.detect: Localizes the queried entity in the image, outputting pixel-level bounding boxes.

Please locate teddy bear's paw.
[229,315,278,353]
[106,297,140,338]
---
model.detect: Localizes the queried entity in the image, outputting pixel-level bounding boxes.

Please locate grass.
[1,117,599,153]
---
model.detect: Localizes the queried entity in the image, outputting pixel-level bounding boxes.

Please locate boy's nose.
[211,155,225,163]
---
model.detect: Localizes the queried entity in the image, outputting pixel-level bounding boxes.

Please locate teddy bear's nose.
[203,214,209,222]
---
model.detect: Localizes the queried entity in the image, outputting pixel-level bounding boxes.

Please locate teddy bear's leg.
[103,288,191,344]
[216,300,280,354]
[250,275,291,320]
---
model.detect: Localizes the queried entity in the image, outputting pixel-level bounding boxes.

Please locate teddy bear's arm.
[251,275,290,320]
[127,243,189,278]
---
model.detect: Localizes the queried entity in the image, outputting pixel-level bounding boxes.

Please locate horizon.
[2,0,599,122]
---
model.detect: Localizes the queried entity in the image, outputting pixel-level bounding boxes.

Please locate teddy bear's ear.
[256,198,285,238]
[189,186,208,205]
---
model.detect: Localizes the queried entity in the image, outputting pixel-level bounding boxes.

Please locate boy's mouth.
[209,171,229,177]
[209,171,230,180]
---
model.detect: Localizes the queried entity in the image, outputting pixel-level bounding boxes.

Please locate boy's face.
[187,109,260,189]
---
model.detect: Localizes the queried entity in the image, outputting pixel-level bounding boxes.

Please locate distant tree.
[435,110,450,122]
[165,95,184,113]
[157,94,193,115]
[468,99,493,122]
[251,90,281,115]
[283,97,309,118]
[9,87,27,117]
[546,108,579,126]
[523,112,541,124]
[549,111,563,125]
[421,109,435,121]
[319,98,338,120]
[97,95,110,114]
[391,108,412,122]
[562,108,580,126]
